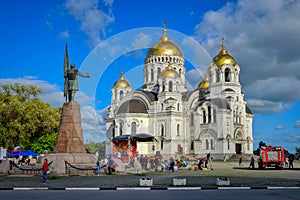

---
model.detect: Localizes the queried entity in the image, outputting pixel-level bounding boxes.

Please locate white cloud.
[244,76,300,102]
[65,0,114,47]
[0,77,64,107]
[294,120,300,128]
[58,31,70,40]
[81,105,108,142]
[275,125,285,130]
[247,99,291,115]
[193,0,300,115]
[131,32,152,50]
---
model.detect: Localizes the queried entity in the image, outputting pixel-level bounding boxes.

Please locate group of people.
[197,154,213,170]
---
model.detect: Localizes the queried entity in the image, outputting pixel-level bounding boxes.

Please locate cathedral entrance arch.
[235,143,242,154]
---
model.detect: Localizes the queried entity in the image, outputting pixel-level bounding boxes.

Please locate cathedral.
[105,23,253,160]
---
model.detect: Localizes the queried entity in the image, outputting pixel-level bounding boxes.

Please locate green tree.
[0,83,60,151]
[85,141,105,158]
[31,132,58,154]
[259,141,267,148]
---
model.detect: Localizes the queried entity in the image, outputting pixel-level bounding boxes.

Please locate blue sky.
[0,0,299,153]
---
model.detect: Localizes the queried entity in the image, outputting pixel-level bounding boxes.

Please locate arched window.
[227,138,230,150]
[179,69,182,78]
[225,68,231,82]
[216,69,220,82]
[169,81,173,92]
[119,122,123,136]
[191,141,194,151]
[161,140,164,150]
[203,110,206,124]
[208,106,211,123]
[151,68,154,81]
[177,124,180,136]
[213,109,216,123]
[131,122,136,135]
[210,139,214,150]
[161,103,164,111]
[162,81,165,92]
[157,67,161,79]
[161,124,164,136]
[177,103,180,111]
[247,139,250,150]
[112,120,115,138]
[190,113,194,126]
[206,139,209,150]
[120,90,124,100]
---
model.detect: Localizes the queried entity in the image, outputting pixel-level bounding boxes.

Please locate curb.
[1,186,299,191]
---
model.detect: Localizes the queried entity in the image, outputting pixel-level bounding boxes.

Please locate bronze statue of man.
[64,62,90,102]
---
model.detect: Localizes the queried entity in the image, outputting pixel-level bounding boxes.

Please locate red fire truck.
[260,145,285,169]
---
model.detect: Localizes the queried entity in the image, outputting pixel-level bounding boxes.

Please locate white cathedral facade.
[105,24,253,160]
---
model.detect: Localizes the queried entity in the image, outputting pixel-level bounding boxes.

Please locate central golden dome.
[213,38,236,67]
[146,21,183,58]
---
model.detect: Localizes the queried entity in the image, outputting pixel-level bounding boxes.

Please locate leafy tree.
[31,132,58,154]
[0,83,60,151]
[259,141,267,148]
[85,141,105,158]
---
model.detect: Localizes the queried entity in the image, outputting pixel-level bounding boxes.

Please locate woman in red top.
[42,159,48,183]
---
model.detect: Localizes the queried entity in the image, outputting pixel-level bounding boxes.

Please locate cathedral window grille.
[206,139,209,150]
[225,68,231,82]
[177,124,180,136]
[119,123,123,136]
[151,69,154,81]
[161,124,164,136]
[210,139,214,150]
[131,122,136,135]
[169,81,173,92]
[120,90,124,100]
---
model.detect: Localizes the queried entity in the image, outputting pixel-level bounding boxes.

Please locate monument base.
[44,153,97,165]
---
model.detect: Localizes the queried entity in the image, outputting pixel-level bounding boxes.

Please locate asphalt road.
[1,189,300,200]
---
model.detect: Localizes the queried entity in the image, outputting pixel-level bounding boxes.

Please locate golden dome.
[213,37,236,67]
[146,21,183,58]
[198,77,209,89]
[161,61,178,79]
[114,71,131,88]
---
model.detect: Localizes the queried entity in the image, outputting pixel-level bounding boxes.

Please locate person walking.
[249,156,255,169]
[42,159,48,183]
[96,160,101,175]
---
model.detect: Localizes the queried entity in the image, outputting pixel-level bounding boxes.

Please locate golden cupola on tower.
[146,21,183,58]
[213,37,236,67]
[114,71,131,88]
[197,77,209,89]
[161,61,178,79]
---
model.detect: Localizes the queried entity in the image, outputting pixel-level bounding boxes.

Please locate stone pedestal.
[55,102,86,153]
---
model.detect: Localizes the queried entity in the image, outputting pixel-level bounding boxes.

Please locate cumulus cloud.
[81,105,108,142]
[247,99,291,115]
[0,77,64,107]
[275,125,285,130]
[65,0,115,47]
[58,31,70,40]
[193,0,300,115]
[294,120,300,128]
